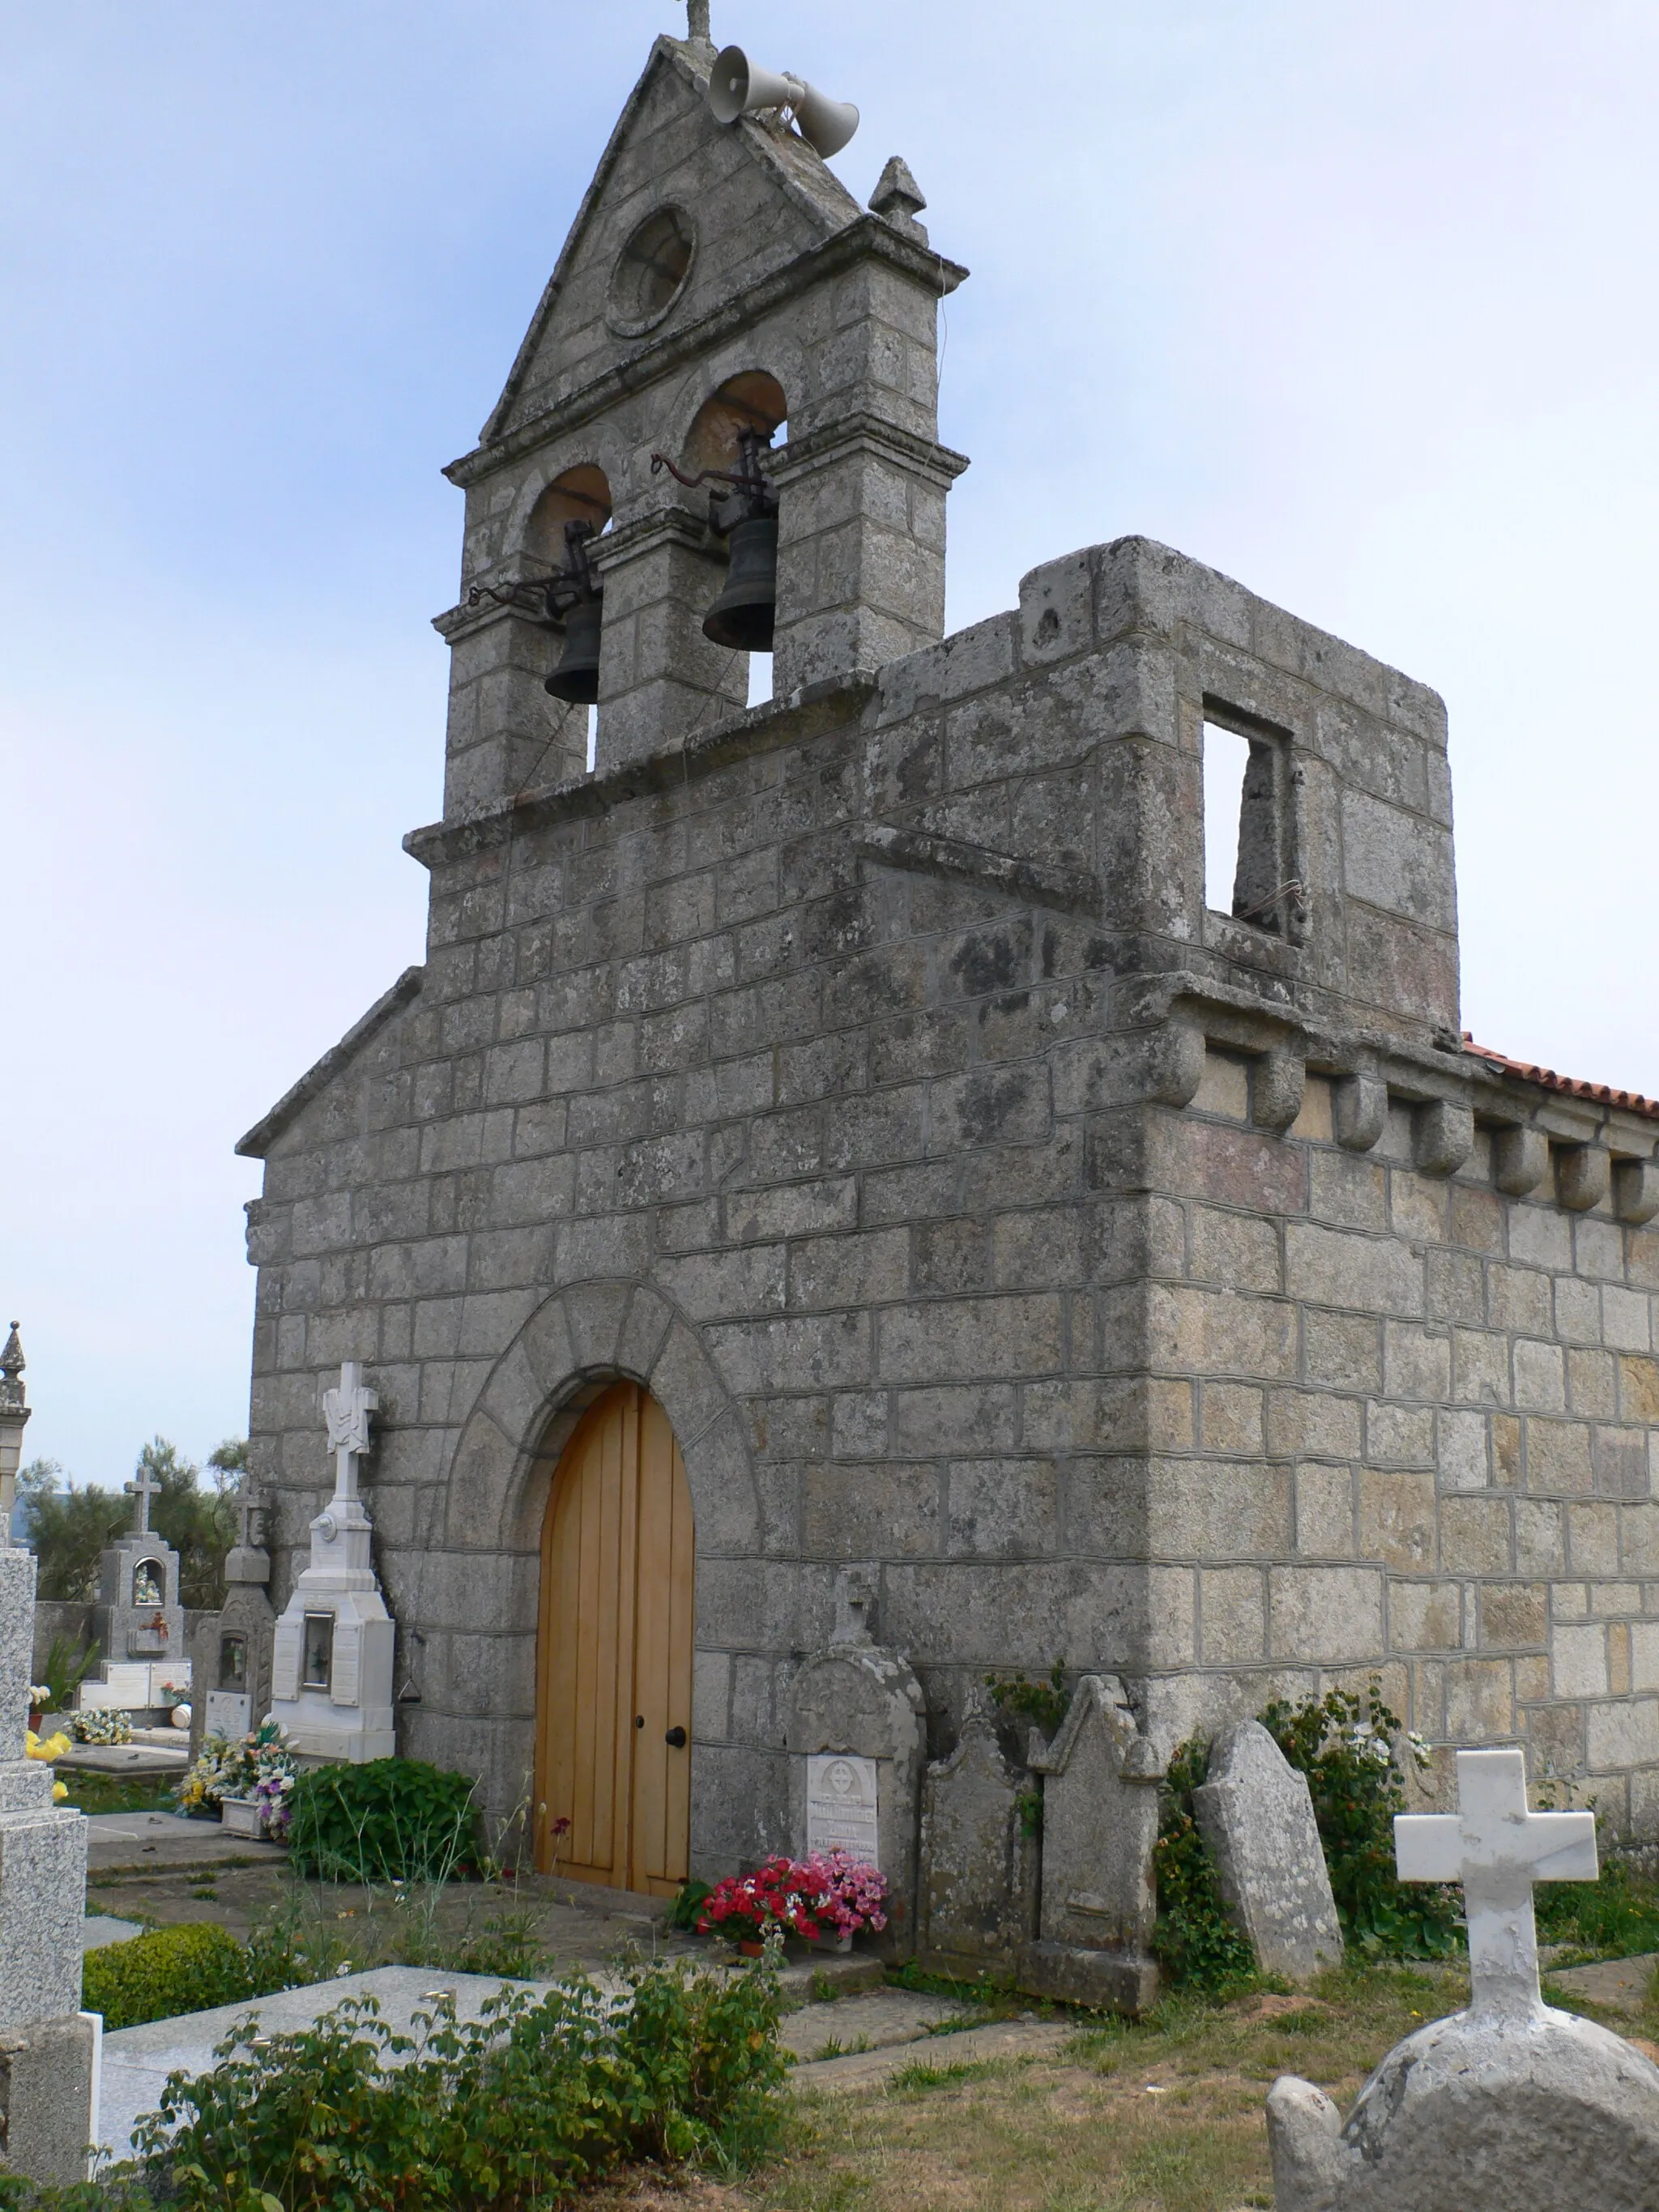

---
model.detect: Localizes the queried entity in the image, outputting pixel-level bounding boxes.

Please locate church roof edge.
[235,965,425,1160]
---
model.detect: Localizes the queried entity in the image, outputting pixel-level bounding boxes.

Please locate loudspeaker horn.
[706,45,859,158]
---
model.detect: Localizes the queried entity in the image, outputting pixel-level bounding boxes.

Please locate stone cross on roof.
[124,1455,158,1536]
[1395,1746,1597,2020]
[685,2,711,46]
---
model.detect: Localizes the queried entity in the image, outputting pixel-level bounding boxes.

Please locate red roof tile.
[1461,1035,1659,1123]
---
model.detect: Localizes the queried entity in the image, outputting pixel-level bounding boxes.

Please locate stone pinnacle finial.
[685,1,713,48]
[869,156,928,241]
[0,1323,23,1400]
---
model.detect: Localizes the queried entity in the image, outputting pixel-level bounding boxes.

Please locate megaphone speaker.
[706,45,859,158]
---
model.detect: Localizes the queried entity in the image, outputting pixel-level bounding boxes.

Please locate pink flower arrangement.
[803,1848,888,1935]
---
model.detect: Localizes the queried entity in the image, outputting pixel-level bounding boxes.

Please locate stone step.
[791,2016,1071,2089]
[779,1987,966,2061]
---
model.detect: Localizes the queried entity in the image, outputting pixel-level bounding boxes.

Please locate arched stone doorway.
[533,1379,693,1894]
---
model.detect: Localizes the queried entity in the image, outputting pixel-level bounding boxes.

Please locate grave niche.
[84,1458,186,1711]
[188,1483,276,1758]
[784,1567,924,1952]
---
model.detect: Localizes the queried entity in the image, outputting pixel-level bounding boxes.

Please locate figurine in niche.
[218,1634,247,1692]
[132,1558,164,1607]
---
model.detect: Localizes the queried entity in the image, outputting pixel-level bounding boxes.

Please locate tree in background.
[141,1436,244,1609]
[21,1438,248,1610]
[19,1460,128,1602]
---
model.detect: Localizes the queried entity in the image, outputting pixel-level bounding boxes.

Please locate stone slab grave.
[87,1809,286,1874]
[58,1741,188,1776]
[1193,1720,1342,1984]
[1266,1747,1659,2210]
[779,1988,965,2061]
[83,1914,147,1952]
[98,1965,564,2165]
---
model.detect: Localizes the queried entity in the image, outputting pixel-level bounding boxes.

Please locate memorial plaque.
[148,1660,190,1702]
[206,1690,252,1740]
[806,1753,881,1864]
[80,1663,152,1711]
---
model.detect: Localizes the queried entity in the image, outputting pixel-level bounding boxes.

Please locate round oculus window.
[608,207,696,335]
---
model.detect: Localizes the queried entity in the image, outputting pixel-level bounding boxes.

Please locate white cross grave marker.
[1395,1746,1597,2020]
[322,1360,377,1505]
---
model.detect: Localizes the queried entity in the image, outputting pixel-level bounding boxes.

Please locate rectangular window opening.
[746,651,774,710]
[1203,721,1252,914]
[585,703,598,774]
[302,1613,334,1693]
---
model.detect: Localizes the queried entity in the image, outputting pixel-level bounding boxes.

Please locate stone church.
[237,15,1659,1918]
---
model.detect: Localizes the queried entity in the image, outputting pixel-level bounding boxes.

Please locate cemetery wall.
[239,533,1659,1860]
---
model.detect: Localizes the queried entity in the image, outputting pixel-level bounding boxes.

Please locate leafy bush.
[1259,1681,1459,1958]
[983,1661,1071,1740]
[288,1758,481,1883]
[111,1955,787,2211]
[1152,1736,1256,1993]
[34,1634,100,1715]
[83,1924,257,2031]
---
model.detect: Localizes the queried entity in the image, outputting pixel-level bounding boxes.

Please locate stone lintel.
[856,824,1100,918]
[770,412,970,496]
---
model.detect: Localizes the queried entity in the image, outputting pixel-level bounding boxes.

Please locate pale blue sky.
[5,2,1657,1484]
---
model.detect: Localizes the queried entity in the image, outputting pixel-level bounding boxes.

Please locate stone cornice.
[770,412,971,491]
[447,216,970,492]
[403,672,878,871]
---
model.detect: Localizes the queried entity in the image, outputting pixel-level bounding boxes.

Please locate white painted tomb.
[267,1362,395,1762]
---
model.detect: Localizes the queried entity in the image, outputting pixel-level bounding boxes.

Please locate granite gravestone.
[1017,1674,1164,2014]
[267,1364,396,1762]
[0,1336,97,2189]
[786,1568,924,1950]
[918,1688,1038,1972]
[85,1458,185,1703]
[189,1483,275,1762]
[1266,1747,1659,2210]
[1193,1720,1342,1984]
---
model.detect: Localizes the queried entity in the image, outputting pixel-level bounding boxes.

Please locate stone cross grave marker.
[1395,1745,1596,2019]
[123,1455,158,1536]
[1265,1745,1659,2211]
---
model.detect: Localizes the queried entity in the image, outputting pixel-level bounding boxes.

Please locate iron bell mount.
[650,427,780,654]
[466,518,604,705]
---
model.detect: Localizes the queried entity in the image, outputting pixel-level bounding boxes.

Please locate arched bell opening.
[526,465,613,769]
[531,1379,694,1894]
[680,373,787,705]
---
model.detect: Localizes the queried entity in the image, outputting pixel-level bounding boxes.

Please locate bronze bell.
[702,513,778,651]
[544,594,603,705]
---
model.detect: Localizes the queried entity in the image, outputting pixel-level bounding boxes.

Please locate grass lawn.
[740,1950,1659,2212]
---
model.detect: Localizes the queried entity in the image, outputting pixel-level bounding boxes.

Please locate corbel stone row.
[1133,986,1659,1221]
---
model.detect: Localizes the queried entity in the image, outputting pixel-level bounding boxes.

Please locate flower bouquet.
[697,1855,830,1953]
[24,1728,70,1802]
[71,1707,132,1746]
[803,1848,888,1949]
[176,1719,296,1839]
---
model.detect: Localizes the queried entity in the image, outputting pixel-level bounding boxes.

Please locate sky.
[3,2,1658,1485]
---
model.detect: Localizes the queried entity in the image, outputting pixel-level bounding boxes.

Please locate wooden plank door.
[535,1382,694,1894]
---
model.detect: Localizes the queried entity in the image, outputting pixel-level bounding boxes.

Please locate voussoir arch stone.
[442,1278,759,1559]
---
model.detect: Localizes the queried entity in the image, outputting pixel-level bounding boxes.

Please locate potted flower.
[803,1848,888,1951]
[697,1855,830,1954]
[28,1686,50,1733]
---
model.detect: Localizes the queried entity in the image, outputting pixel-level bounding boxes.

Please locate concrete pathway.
[791,2016,1073,2090]
[1546,1951,1659,2018]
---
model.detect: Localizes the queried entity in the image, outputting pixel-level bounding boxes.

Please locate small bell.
[702,514,778,651]
[544,595,603,704]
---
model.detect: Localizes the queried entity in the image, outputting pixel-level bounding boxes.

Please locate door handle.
[664,1726,688,1749]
